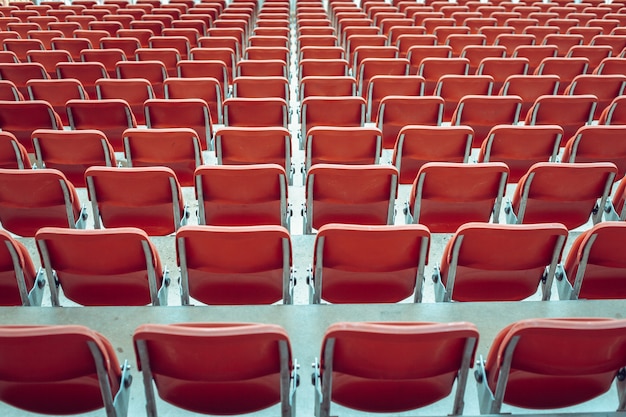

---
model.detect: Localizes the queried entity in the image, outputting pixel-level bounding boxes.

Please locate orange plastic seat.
[0,325,131,416]
[123,127,202,187]
[478,124,562,183]
[2,38,44,62]
[476,57,529,93]
[214,126,293,185]
[95,78,154,125]
[26,78,88,126]
[377,95,444,149]
[0,62,48,98]
[556,222,626,300]
[476,318,626,413]
[85,166,188,236]
[0,100,63,152]
[433,222,568,302]
[299,75,357,101]
[66,98,136,152]
[189,46,235,83]
[164,77,222,124]
[303,164,398,234]
[499,74,559,120]
[144,98,213,151]
[435,74,493,122]
[117,60,168,99]
[594,57,626,76]
[0,79,21,101]
[309,224,431,303]
[0,229,44,306]
[176,225,294,305]
[406,44,451,74]
[36,226,170,306]
[55,61,108,99]
[504,162,617,229]
[303,125,381,184]
[232,75,289,100]
[405,162,508,232]
[236,58,287,77]
[562,125,626,180]
[365,74,424,122]
[565,74,626,120]
[79,48,126,78]
[535,56,589,94]
[451,95,522,148]
[133,322,297,417]
[194,164,291,229]
[298,58,349,79]
[32,129,116,188]
[300,96,366,150]
[100,36,141,59]
[26,49,72,80]
[599,95,626,125]
[511,44,557,74]
[313,321,479,417]
[460,45,506,74]
[567,44,612,72]
[393,125,473,184]
[136,47,180,77]
[525,94,597,144]
[223,96,288,132]
[0,131,30,170]
[0,168,86,237]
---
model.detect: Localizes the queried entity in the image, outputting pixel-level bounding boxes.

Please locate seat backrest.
[134,322,295,416]
[304,164,398,234]
[27,78,88,126]
[377,95,444,148]
[0,168,83,237]
[35,226,167,306]
[176,225,293,305]
[407,161,509,232]
[123,127,202,187]
[500,74,559,120]
[312,223,430,303]
[479,318,626,413]
[561,222,626,300]
[599,95,626,125]
[393,125,473,184]
[300,96,366,149]
[164,76,222,124]
[478,124,562,183]
[436,222,568,302]
[365,74,424,122]
[32,128,116,188]
[562,125,626,179]
[195,164,289,228]
[435,74,493,122]
[0,324,129,416]
[565,74,626,120]
[85,166,186,236]
[0,229,41,306]
[525,94,597,144]
[95,78,154,125]
[316,321,478,417]
[0,131,30,169]
[509,162,617,229]
[223,97,288,131]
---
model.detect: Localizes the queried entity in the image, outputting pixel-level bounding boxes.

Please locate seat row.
[0,318,624,417]
[2,219,626,307]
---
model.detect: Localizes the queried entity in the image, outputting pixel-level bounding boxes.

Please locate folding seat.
[505,161,617,229]
[543,33,584,58]
[591,34,626,57]
[222,96,287,130]
[416,57,469,97]
[100,37,141,60]
[0,168,86,237]
[73,29,110,51]
[599,95,626,125]
[80,48,126,78]
[300,96,366,150]
[460,45,506,74]
[356,57,410,97]
[365,74,424,122]
[557,221,626,299]
[562,125,626,181]
[133,322,297,417]
[535,56,589,94]
[26,78,88,127]
[131,19,164,36]
[85,166,187,235]
[446,33,487,57]
[5,23,41,41]
[195,164,291,229]
[504,17,539,33]
[95,78,153,125]
[26,50,72,79]
[0,100,63,152]
[412,11,444,27]
[525,94,597,144]
[309,226,429,304]
[476,318,626,414]
[47,21,80,38]
[433,222,568,302]
[522,25,559,46]
[476,57,529,93]
[0,228,44,306]
[313,321,478,417]
[207,27,246,51]
[346,34,387,66]
[478,124,563,183]
[0,50,18,65]
[432,25,470,45]
[393,125,473,184]
[567,26,603,45]
[299,75,357,101]
[164,77,222,124]
[104,14,134,29]
[491,11,522,25]
[144,98,213,151]
[511,44,558,74]
[197,35,240,62]
[51,37,93,62]
[298,58,349,81]
[0,131,30,170]
[135,47,180,77]
[87,20,122,37]
[0,80,21,101]
[352,45,398,70]
[435,74,493,122]
[395,34,436,58]
[235,59,287,78]
[499,74,559,120]
[115,61,166,100]
[566,45,612,74]
[25,29,60,50]
[117,28,153,48]
[451,10,481,25]
[478,26,515,45]
[451,95,522,147]
[404,162,509,232]
[215,126,293,185]
[377,95,444,149]
[55,61,107,99]
[493,33,535,55]
[303,164,398,234]
[0,324,131,415]
[0,62,48,98]
[565,74,626,120]
[594,57,626,76]
[406,45,452,75]
[36,226,169,306]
